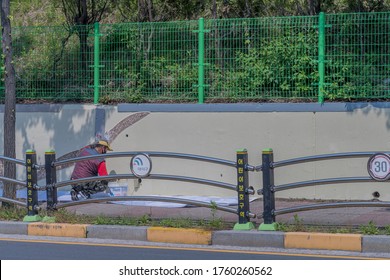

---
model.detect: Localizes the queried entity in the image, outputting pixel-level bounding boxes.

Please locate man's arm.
[97,161,108,176]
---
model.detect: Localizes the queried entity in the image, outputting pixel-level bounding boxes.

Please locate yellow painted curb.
[285,232,362,252]
[28,223,88,238]
[147,227,212,245]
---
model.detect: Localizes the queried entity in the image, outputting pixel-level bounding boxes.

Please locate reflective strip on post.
[26,150,38,216]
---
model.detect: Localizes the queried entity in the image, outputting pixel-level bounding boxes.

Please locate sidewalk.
[65,198,390,227]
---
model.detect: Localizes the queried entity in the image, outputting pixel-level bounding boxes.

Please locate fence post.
[23,150,42,222]
[45,150,57,212]
[93,21,101,105]
[233,149,255,230]
[318,12,326,104]
[198,18,205,104]
[259,149,276,231]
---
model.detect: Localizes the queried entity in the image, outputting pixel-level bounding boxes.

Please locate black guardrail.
[44,149,256,230]
[258,149,390,230]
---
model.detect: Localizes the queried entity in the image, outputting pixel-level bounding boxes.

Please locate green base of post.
[23,215,42,222]
[233,222,255,231]
[42,216,56,223]
[258,222,277,231]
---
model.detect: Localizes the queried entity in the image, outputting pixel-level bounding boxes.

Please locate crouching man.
[70,135,113,201]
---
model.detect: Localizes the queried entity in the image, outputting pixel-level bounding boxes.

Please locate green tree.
[58,0,112,72]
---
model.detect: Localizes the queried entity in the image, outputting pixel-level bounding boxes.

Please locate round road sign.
[367,153,390,181]
[130,153,152,178]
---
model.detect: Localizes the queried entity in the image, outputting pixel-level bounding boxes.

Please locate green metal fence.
[0,12,389,103]
[325,13,390,101]
[99,20,199,103]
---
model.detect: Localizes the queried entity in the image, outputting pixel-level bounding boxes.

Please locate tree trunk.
[1,0,17,203]
[79,25,90,74]
[79,0,89,74]
[307,0,321,15]
[212,0,224,68]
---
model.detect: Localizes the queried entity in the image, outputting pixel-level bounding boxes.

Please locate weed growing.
[1,207,390,234]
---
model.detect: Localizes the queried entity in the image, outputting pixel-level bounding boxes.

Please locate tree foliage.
[2,0,390,103]
[114,0,390,21]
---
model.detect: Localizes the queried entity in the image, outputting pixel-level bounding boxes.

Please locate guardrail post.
[233,149,255,230]
[45,150,57,211]
[259,149,276,231]
[23,150,42,222]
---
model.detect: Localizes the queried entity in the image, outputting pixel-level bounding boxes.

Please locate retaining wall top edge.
[1,102,390,113]
[117,102,390,113]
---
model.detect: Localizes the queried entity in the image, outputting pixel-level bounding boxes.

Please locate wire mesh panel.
[10,25,95,101]
[205,16,318,101]
[99,21,198,102]
[325,13,390,100]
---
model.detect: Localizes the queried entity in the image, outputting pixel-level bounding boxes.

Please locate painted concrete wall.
[1,103,390,201]
[0,105,96,183]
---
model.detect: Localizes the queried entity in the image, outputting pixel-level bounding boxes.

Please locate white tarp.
[57,192,258,208]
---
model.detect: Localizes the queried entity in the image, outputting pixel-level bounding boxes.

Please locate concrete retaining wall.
[1,103,390,200]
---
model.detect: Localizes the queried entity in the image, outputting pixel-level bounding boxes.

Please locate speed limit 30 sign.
[367,153,390,181]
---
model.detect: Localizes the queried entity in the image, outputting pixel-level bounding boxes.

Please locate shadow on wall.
[45,110,150,182]
[1,104,150,181]
[0,104,96,179]
[346,102,390,130]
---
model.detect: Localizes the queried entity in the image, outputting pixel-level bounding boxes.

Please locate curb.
[212,230,284,248]
[28,223,88,238]
[284,232,361,252]
[87,225,148,241]
[147,227,212,245]
[1,221,390,253]
[362,235,390,253]
[0,221,28,235]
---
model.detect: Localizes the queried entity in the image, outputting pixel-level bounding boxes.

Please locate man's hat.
[97,139,113,151]
[95,133,113,151]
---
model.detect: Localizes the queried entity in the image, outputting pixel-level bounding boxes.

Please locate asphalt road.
[0,236,373,260]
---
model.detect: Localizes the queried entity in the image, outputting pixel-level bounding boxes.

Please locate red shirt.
[98,161,108,176]
[71,147,108,179]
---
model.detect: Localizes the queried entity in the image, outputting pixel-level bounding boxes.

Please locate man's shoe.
[79,191,89,199]
[70,190,79,201]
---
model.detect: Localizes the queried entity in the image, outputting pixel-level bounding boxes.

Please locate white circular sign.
[367,153,390,181]
[130,154,152,178]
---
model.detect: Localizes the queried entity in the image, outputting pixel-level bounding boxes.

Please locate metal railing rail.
[0,155,27,208]
[54,174,236,191]
[0,176,25,186]
[55,195,255,218]
[0,155,28,207]
[0,196,26,207]
[43,149,256,229]
[0,156,25,166]
[260,149,390,228]
[0,151,40,221]
[271,151,385,168]
[54,151,238,168]
[274,177,376,192]
[273,201,390,216]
